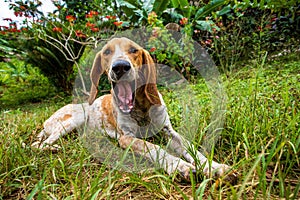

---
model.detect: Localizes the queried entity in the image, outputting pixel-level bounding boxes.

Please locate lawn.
[0,55,299,199]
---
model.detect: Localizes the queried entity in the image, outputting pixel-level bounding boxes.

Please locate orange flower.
[86,13,93,18]
[9,28,20,33]
[148,11,157,18]
[20,5,26,10]
[179,17,188,25]
[86,11,99,18]
[75,30,86,38]
[52,27,62,32]
[148,11,157,24]
[89,11,99,15]
[149,47,156,52]
[86,22,95,27]
[105,15,116,20]
[113,21,123,26]
[91,27,99,32]
[66,15,76,22]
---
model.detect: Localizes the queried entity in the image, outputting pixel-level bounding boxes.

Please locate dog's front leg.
[32,103,89,149]
[162,122,235,181]
[118,135,195,180]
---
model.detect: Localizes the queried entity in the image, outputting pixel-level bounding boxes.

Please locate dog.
[32,37,236,181]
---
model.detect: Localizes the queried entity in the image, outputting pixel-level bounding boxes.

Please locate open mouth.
[113,80,135,114]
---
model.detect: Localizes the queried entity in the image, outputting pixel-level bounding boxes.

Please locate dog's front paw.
[31,129,62,151]
[176,160,196,181]
[203,163,238,184]
[31,140,61,151]
[163,156,196,181]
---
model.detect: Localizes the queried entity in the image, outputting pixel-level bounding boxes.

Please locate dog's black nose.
[112,60,131,79]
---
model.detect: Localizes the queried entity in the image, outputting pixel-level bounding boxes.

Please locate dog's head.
[88,37,161,113]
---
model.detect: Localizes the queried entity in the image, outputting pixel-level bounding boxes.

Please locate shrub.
[1,0,299,93]
[0,60,57,108]
[199,2,300,71]
[2,0,120,93]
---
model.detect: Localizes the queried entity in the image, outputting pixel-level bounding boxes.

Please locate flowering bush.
[1,0,126,92]
[1,0,299,93]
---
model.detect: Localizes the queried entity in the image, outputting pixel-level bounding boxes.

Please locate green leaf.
[1,74,10,84]
[195,0,226,20]
[0,38,9,45]
[90,188,102,200]
[195,20,213,32]
[216,4,231,16]
[0,45,14,52]
[117,0,137,9]
[35,46,62,67]
[164,9,184,20]
[171,0,191,17]
[153,0,170,15]
[0,38,15,54]
[195,178,211,198]
[171,0,189,9]
[157,53,167,62]
[6,62,17,70]
[121,21,130,27]
[143,0,155,13]
[115,0,137,18]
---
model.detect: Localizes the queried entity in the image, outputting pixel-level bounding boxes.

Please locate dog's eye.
[129,47,138,54]
[104,49,111,55]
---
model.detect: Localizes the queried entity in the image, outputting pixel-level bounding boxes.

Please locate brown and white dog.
[32,37,236,181]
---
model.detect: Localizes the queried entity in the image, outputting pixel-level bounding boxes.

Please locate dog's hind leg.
[118,135,196,181]
[162,123,237,182]
[32,103,89,149]
[152,97,236,181]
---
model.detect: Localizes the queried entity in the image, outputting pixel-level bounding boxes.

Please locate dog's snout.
[112,60,131,79]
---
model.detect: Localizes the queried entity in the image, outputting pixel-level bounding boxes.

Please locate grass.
[0,55,299,199]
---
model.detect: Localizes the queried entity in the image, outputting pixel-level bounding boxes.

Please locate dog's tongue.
[116,81,133,113]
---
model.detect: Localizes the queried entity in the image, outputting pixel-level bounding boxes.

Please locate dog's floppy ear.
[142,49,161,105]
[88,52,103,105]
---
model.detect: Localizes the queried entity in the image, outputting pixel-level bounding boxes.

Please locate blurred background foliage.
[0,0,299,107]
